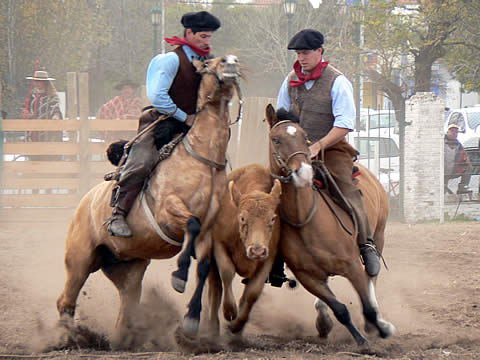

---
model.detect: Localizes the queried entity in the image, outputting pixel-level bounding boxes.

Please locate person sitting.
[96,79,142,120]
[96,79,143,143]
[444,123,472,194]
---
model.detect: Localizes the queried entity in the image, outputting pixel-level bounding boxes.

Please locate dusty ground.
[0,210,479,360]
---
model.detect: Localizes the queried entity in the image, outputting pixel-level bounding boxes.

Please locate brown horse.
[56,55,242,346]
[265,104,395,345]
[206,164,282,335]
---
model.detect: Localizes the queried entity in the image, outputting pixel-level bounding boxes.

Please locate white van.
[445,105,480,148]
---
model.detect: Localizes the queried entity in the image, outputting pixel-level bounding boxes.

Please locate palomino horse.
[265,104,395,345]
[56,55,242,345]
[206,164,281,335]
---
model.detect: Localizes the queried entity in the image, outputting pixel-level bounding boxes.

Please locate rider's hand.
[185,114,196,127]
[309,140,325,159]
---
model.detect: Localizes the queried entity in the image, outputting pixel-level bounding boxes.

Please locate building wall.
[403,92,444,223]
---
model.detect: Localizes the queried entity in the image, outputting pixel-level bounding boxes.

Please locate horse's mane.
[277,108,300,123]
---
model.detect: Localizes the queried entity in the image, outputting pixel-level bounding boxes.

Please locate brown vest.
[169,47,202,115]
[287,64,342,143]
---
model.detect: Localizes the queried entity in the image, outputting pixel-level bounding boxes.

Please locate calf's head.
[229,179,282,260]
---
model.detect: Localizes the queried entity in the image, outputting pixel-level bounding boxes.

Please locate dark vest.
[287,64,342,143]
[169,47,202,115]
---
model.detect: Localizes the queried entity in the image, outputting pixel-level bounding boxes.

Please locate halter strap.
[182,136,226,170]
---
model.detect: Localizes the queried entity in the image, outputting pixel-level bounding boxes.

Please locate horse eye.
[272,137,280,145]
[221,58,226,63]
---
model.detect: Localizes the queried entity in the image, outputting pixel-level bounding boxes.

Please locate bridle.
[269,120,316,228]
[269,120,309,184]
[197,60,244,127]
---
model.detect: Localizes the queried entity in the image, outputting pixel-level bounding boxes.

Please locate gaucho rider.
[274,29,381,278]
[105,11,221,238]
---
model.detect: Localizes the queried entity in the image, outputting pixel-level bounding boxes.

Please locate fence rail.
[0,96,277,215]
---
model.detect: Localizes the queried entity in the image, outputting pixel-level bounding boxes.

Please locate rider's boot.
[106,183,143,238]
[347,191,381,277]
[268,253,287,288]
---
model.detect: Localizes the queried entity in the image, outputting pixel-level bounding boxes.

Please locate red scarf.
[289,60,329,88]
[164,36,210,57]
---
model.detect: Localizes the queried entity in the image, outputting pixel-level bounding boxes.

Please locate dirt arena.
[0,209,479,360]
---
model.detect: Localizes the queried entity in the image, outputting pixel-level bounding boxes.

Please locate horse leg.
[56,241,99,323]
[171,216,201,293]
[182,231,212,337]
[101,258,150,348]
[347,263,396,339]
[206,256,222,337]
[314,297,334,339]
[296,271,368,345]
[228,260,273,334]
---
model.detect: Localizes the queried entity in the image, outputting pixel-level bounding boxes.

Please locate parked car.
[359,109,398,133]
[347,130,400,198]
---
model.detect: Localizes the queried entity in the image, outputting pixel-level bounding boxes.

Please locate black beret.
[181,11,221,32]
[288,29,324,50]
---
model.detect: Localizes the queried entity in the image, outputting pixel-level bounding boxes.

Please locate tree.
[0,0,111,117]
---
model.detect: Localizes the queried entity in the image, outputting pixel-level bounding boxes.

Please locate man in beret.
[273,29,381,279]
[105,11,221,238]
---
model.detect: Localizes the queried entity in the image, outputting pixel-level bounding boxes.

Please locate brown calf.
[207,164,281,335]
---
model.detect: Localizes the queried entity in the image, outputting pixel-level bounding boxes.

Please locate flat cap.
[288,29,324,50]
[181,11,221,32]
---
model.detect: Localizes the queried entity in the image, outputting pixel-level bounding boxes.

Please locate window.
[354,137,399,159]
[448,112,466,132]
[466,111,480,130]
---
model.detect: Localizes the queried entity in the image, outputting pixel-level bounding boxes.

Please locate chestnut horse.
[265,104,395,345]
[206,164,282,336]
[56,55,242,345]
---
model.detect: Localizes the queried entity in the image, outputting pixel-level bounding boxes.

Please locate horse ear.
[228,180,241,207]
[193,58,205,73]
[270,179,282,203]
[265,104,278,129]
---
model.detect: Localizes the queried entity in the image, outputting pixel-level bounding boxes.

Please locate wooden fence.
[0,71,275,220]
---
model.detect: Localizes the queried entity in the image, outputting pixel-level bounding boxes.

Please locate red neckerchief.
[289,60,329,88]
[164,36,210,57]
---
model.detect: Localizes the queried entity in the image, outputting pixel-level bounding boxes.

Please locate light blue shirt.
[276,72,356,131]
[146,45,203,122]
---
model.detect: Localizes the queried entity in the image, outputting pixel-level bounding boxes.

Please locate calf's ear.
[270,179,282,203]
[228,180,242,207]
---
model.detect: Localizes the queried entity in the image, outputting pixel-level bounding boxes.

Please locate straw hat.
[26,70,55,81]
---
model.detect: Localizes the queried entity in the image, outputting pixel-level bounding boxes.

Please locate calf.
[207,164,281,335]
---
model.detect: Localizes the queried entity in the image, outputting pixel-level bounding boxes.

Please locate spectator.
[23,70,63,143]
[444,123,472,194]
[96,79,142,120]
[96,79,142,143]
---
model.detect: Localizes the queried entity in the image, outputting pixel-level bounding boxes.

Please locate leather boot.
[106,183,143,238]
[268,254,287,288]
[346,191,381,277]
[359,237,380,277]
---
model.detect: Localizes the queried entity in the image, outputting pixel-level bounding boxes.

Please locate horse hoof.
[378,320,396,338]
[182,317,199,337]
[171,275,186,293]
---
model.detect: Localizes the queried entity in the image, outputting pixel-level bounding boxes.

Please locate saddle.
[103,132,185,182]
[311,159,360,217]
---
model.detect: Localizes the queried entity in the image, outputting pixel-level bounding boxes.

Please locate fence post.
[78,73,90,195]
[66,72,78,120]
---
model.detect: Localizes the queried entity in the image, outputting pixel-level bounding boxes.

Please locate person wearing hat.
[23,70,63,146]
[273,29,380,280]
[444,123,473,194]
[105,11,221,238]
[96,79,142,121]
